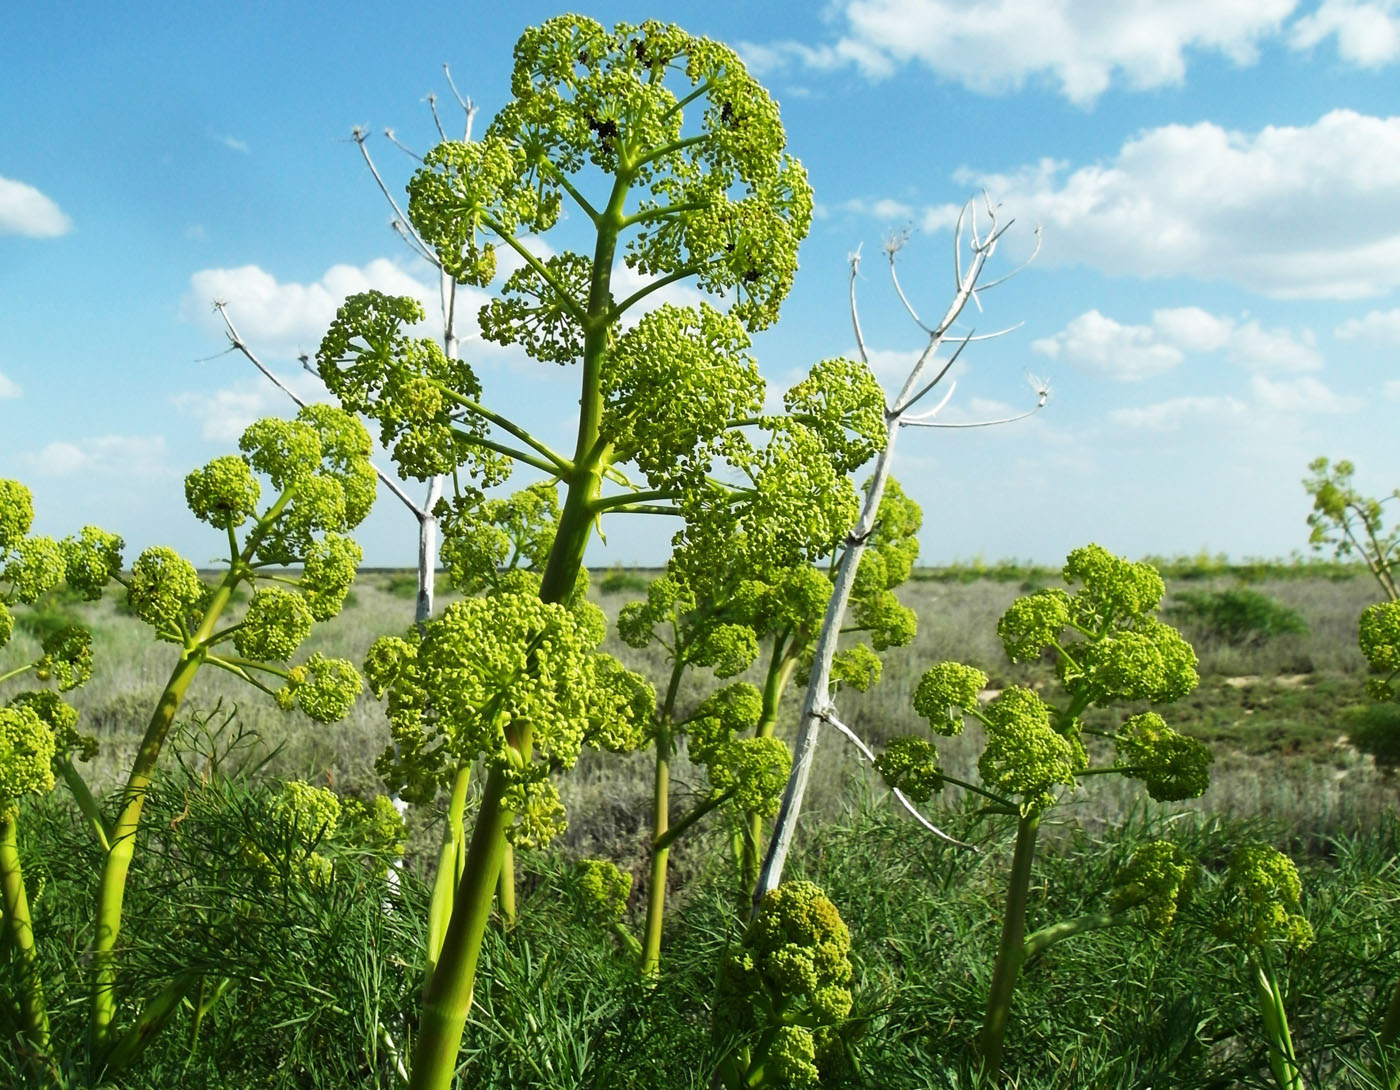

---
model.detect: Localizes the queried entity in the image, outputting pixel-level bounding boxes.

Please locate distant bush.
[1345,703,1400,768]
[598,565,650,595]
[1169,588,1308,646]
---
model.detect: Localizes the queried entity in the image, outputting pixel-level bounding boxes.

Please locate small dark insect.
[577,50,589,66]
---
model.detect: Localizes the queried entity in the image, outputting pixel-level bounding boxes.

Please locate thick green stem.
[425,763,472,991]
[409,760,514,1090]
[1,810,49,1052]
[641,730,671,976]
[979,811,1041,1082]
[59,760,111,852]
[1381,975,1400,1046]
[741,646,798,897]
[1254,959,1305,1090]
[497,842,516,927]
[1021,911,1121,959]
[100,971,202,1076]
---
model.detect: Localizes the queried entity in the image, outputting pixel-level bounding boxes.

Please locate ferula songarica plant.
[311,16,880,1089]
[875,543,1213,1080]
[0,402,375,1079]
[606,478,918,974]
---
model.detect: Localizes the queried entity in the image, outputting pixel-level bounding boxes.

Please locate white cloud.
[1033,307,1319,379]
[172,369,329,442]
[1109,394,1250,431]
[181,259,437,353]
[744,0,1296,105]
[609,261,707,329]
[1386,379,1400,400]
[214,132,250,153]
[24,435,168,478]
[0,372,20,399]
[841,197,916,220]
[1290,0,1400,66]
[919,110,1400,298]
[1250,374,1363,413]
[1033,309,1183,381]
[1336,307,1400,343]
[0,175,72,238]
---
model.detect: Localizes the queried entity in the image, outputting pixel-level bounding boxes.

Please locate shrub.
[1170,588,1308,646]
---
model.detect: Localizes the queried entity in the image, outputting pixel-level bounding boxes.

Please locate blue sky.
[3,1,1398,569]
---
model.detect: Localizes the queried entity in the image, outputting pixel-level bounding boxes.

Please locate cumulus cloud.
[172,368,330,442]
[1290,0,1400,65]
[0,372,20,399]
[1034,307,1320,378]
[24,435,168,478]
[214,132,251,153]
[1109,395,1251,431]
[181,259,438,353]
[1250,374,1363,413]
[894,111,1400,298]
[1336,307,1400,343]
[1386,379,1400,400]
[0,175,72,238]
[742,0,1296,105]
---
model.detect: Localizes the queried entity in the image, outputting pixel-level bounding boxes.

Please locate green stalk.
[407,177,627,1090]
[90,494,285,1053]
[642,727,672,976]
[1381,975,1400,1045]
[424,763,471,990]
[409,754,515,1090]
[740,645,798,898]
[642,658,688,974]
[1254,959,1305,1090]
[100,971,202,1076]
[978,810,1041,1081]
[497,842,516,926]
[1021,911,1121,959]
[0,810,49,1052]
[59,760,111,852]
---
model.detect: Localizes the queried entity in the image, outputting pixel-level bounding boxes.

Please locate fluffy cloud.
[24,435,168,478]
[1111,375,1360,432]
[1034,307,1320,378]
[172,368,329,442]
[906,111,1400,298]
[742,0,1297,104]
[1336,307,1400,343]
[1109,395,1251,431]
[1250,374,1363,413]
[0,372,20,399]
[1290,0,1400,65]
[181,259,439,353]
[1386,379,1400,400]
[0,175,72,238]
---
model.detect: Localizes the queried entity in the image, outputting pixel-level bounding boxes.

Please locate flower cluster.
[716,880,856,1089]
[1359,600,1400,701]
[1112,839,1195,933]
[1213,843,1313,951]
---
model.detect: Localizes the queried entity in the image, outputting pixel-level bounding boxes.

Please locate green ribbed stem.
[1,810,49,1053]
[978,811,1041,1081]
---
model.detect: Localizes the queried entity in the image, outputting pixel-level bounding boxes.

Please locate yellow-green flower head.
[127,547,203,629]
[831,643,882,692]
[978,686,1084,810]
[874,736,942,802]
[768,1025,819,1089]
[1215,843,1313,951]
[36,625,93,691]
[234,587,314,662]
[783,356,887,476]
[300,533,362,621]
[293,654,362,724]
[690,622,760,678]
[339,794,407,859]
[185,455,261,529]
[582,654,655,753]
[61,526,124,601]
[1360,601,1400,688]
[1114,712,1212,801]
[410,16,810,330]
[272,779,341,845]
[1082,620,1199,705]
[0,704,55,810]
[1063,544,1166,627]
[1113,840,1194,933]
[440,521,511,594]
[240,416,323,491]
[853,588,918,651]
[0,480,35,552]
[480,254,592,364]
[998,588,1071,662]
[0,602,12,650]
[8,690,92,761]
[767,564,832,634]
[602,303,765,490]
[576,858,632,923]
[503,777,568,849]
[616,573,696,649]
[5,535,64,604]
[297,404,377,526]
[364,633,419,700]
[707,735,791,816]
[912,661,988,736]
[684,681,762,764]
